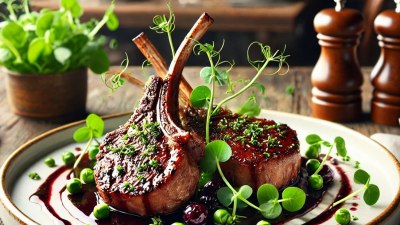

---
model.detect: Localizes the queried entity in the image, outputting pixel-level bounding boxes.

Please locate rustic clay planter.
[4,68,87,118]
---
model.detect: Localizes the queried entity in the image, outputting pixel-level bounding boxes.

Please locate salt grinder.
[311,0,364,122]
[370,1,400,126]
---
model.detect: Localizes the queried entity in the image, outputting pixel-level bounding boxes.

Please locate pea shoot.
[44,157,56,167]
[305,135,348,190]
[62,152,76,167]
[149,0,176,57]
[66,178,82,194]
[80,168,95,184]
[332,169,380,207]
[72,114,104,169]
[150,216,163,225]
[93,203,110,220]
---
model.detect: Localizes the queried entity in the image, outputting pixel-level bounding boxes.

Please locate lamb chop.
[133,35,302,190]
[94,13,214,216]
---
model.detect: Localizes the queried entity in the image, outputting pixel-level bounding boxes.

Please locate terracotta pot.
[4,68,87,118]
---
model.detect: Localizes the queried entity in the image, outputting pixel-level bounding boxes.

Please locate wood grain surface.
[0,67,399,166]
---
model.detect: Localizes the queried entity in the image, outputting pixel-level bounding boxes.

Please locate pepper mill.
[370,1,400,126]
[311,0,364,122]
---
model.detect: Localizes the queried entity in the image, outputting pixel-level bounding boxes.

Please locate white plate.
[1,110,399,225]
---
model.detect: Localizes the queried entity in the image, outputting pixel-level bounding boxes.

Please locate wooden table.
[0,67,399,166]
[31,0,307,32]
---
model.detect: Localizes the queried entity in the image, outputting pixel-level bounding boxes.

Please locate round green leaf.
[190,85,211,108]
[2,22,28,48]
[61,0,82,18]
[217,187,234,207]
[237,96,261,118]
[200,154,216,174]
[86,113,104,138]
[281,187,306,212]
[106,12,119,31]
[238,185,253,199]
[54,47,71,65]
[87,48,110,74]
[364,184,380,206]
[0,48,11,63]
[354,169,370,185]
[200,67,212,84]
[205,140,232,163]
[335,136,347,157]
[260,200,282,219]
[305,144,321,159]
[73,127,91,142]
[305,134,322,144]
[36,12,54,37]
[257,183,279,204]
[28,38,46,63]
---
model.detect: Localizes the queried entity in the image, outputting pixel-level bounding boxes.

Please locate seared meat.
[183,108,301,189]
[94,13,214,216]
[95,77,199,216]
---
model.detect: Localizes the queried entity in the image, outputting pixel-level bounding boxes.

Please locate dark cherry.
[199,195,219,210]
[201,178,223,196]
[183,203,209,225]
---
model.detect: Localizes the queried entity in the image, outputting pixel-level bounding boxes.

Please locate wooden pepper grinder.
[370,0,400,126]
[311,0,364,122]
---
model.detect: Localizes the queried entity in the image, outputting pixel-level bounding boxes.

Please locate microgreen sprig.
[211,42,289,115]
[101,53,129,92]
[306,135,348,190]
[72,114,104,169]
[332,169,380,207]
[257,184,306,219]
[149,0,176,57]
[200,140,305,221]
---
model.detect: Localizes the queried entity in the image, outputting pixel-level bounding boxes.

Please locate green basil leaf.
[281,187,306,212]
[354,169,370,185]
[73,127,91,142]
[54,47,71,65]
[364,184,380,206]
[86,113,104,138]
[28,38,46,63]
[190,85,211,109]
[257,183,279,204]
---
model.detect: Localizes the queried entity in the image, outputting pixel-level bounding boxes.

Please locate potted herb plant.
[0,0,118,118]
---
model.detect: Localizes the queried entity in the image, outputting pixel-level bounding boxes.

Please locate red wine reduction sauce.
[30,158,351,224]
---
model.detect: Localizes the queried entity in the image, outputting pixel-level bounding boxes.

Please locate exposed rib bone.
[158,13,214,142]
[132,32,193,99]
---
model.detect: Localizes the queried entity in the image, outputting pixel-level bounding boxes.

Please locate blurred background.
[30,0,395,68]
